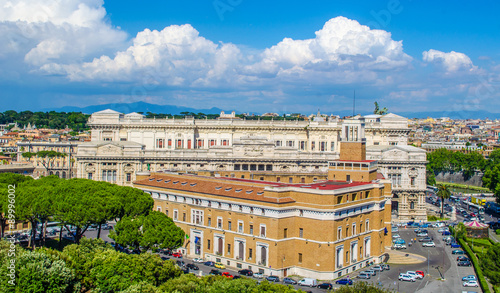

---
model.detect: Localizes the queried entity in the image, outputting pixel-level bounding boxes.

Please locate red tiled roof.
[134,174,295,204]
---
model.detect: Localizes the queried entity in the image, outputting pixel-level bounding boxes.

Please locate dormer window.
[173,181,179,184]
[235,188,242,192]
[190,183,197,187]
[215,186,222,190]
[246,190,253,194]
[149,178,155,181]
[225,188,232,191]
[181,182,187,186]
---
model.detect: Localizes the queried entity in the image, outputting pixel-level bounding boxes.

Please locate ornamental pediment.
[382,149,408,161]
[97,144,123,156]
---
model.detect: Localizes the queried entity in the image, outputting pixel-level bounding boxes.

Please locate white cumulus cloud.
[422,49,476,72]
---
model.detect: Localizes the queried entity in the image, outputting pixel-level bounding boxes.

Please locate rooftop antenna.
[353,90,356,117]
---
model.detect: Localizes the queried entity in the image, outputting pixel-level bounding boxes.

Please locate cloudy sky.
[1,0,499,115]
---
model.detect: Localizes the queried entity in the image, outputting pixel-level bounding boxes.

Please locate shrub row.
[459,237,491,293]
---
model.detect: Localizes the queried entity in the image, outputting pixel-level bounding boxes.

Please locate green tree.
[89,250,181,292]
[0,173,33,237]
[480,243,500,286]
[335,281,393,292]
[110,211,185,252]
[437,184,451,218]
[3,249,80,293]
[426,165,436,186]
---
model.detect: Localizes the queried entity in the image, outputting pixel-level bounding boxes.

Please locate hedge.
[459,237,491,293]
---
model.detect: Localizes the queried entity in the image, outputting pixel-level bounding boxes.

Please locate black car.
[266,276,280,282]
[283,277,297,285]
[204,261,215,267]
[186,264,199,270]
[233,275,241,280]
[457,256,470,262]
[238,269,253,276]
[209,269,221,275]
[458,260,472,267]
[181,267,189,274]
[160,256,170,261]
[317,283,333,289]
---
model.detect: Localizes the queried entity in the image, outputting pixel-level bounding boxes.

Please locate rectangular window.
[210,139,216,146]
[217,217,222,229]
[346,227,349,238]
[337,195,343,204]
[173,210,178,221]
[228,221,232,231]
[366,220,369,232]
[126,173,131,182]
[183,213,186,222]
[191,210,203,225]
[330,141,335,151]
[337,227,342,240]
[275,140,282,147]
[289,177,293,183]
[187,139,192,149]
[208,217,212,226]
[298,253,303,264]
[352,224,356,236]
[156,138,165,148]
[228,244,231,254]
[351,193,357,201]
[284,228,288,238]
[277,177,280,182]
[300,141,306,150]
[88,173,93,180]
[299,228,303,238]
[286,140,294,147]
[168,139,172,148]
[222,139,229,146]
[249,248,253,259]
[176,139,183,148]
[208,239,211,250]
[249,225,254,235]
[238,221,243,233]
[311,141,316,151]
[320,141,326,151]
[197,139,204,148]
[260,225,266,237]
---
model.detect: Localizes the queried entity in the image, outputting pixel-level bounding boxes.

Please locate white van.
[298,278,317,287]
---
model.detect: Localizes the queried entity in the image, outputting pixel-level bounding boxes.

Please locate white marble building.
[75,110,426,220]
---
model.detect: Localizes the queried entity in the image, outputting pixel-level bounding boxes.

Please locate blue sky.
[1,0,499,115]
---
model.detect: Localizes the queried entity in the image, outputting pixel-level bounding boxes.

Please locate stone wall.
[435,171,484,187]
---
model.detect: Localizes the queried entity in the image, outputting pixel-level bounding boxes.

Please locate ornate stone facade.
[75,110,425,220]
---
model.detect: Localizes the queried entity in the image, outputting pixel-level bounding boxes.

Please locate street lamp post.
[427,250,430,276]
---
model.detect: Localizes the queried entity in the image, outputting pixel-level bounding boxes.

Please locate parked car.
[392,234,401,239]
[203,261,215,267]
[451,242,461,248]
[419,237,432,242]
[335,279,353,285]
[452,249,465,254]
[232,275,241,280]
[238,269,253,276]
[176,260,185,267]
[266,276,280,282]
[357,273,371,279]
[458,260,472,267]
[381,264,390,270]
[214,262,225,269]
[463,280,479,287]
[393,243,406,249]
[372,265,384,271]
[457,256,470,262]
[416,271,425,278]
[442,231,452,236]
[317,283,333,289]
[222,272,233,278]
[399,274,416,282]
[416,232,428,237]
[253,273,264,279]
[283,277,297,285]
[406,271,422,280]
[186,264,199,270]
[462,275,477,282]
[209,269,221,275]
[193,258,204,263]
[298,278,317,287]
[172,252,183,258]
[160,256,169,261]
[364,270,376,276]
[422,241,436,247]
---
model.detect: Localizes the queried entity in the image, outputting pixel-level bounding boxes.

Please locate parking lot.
[344,227,479,293]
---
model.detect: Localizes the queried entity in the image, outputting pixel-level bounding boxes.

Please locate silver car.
[357,273,371,279]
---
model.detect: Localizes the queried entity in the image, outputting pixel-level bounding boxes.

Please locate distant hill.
[42,102,500,119]
[43,101,233,115]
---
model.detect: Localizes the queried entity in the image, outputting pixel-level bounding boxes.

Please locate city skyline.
[1,0,500,116]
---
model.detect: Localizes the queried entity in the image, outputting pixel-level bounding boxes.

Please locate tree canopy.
[0,110,90,131]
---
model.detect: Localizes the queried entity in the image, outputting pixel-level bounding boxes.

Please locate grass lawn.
[436,182,490,192]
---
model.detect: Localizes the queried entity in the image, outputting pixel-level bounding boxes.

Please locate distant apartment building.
[17,141,78,178]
